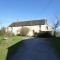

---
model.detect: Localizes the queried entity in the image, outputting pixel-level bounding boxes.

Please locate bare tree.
[53,16,60,37]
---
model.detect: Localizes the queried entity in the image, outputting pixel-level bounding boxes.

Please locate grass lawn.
[56,32,60,37]
[50,37,60,58]
[0,36,25,60]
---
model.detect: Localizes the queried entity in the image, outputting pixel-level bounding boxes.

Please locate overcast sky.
[0,0,60,31]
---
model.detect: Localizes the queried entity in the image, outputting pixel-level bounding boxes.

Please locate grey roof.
[9,19,47,27]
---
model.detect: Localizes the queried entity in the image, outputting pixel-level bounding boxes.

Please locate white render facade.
[6,25,53,36]
[6,19,53,36]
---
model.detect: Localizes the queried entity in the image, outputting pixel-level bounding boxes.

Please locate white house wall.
[7,25,40,36]
[41,25,47,31]
[23,25,40,32]
[12,27,22,35]
[41,25,53,31]
[23,25,40,36]
[7,27,21,35]
[7,24,53,36]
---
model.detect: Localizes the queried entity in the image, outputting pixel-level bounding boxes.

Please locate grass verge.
[0,36,24,60]
[50,37,60,58]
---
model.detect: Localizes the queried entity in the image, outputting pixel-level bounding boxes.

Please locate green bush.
[16,34,21,36]
[50,37,60,58]
[36,32,53,38]
[20,27,30,36]
[5,32,15,37]
[0,27,6,36]
[33,32,38,37]
[0,27,15,38]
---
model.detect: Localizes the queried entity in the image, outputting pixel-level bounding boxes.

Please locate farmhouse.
[6,19,53,36]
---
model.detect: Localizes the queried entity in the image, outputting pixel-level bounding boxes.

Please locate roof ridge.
[9,19,47,27]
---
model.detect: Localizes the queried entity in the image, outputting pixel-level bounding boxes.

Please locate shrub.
[50,37,60,58]
[33,32,38,37]
[20,27,30,36]
[16,34,21,36]
[0,27,14,37]
[0,27,6,36]
[36,32,53,38]
[5,32,15,37]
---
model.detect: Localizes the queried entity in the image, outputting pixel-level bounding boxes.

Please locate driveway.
[7,38,60,60]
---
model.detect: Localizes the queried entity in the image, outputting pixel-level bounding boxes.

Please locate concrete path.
[8,38,60,60]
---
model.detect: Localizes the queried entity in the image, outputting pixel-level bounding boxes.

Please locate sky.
[0,0,60,31]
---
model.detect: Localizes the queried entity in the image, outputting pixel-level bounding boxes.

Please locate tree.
[0,27,6,36]
[20,27,30,36]
[53,16,60,37]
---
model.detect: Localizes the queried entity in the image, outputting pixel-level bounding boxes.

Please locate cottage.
[6,19,53,36]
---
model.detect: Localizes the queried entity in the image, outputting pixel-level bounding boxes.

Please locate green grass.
[56,32,60,37]
[0,36,25,60]
[0,36,4,44]
[50,37,60,58]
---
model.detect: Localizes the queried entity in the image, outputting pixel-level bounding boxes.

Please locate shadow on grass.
[6,40,25,60]
[6,37,60,60]
[6,38,35,60]
[49,37,60,58]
